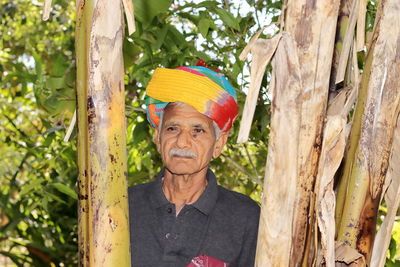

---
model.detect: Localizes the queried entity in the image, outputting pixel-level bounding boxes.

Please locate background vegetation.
[0,0,398,266]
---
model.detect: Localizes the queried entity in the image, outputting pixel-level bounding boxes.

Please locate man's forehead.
[163,115,213,128]
[163,103,213,126]
[164,120,209,128]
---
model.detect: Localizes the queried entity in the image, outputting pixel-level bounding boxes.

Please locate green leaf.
[45,76,65,89]
[123,39,142,69]
[41,88,76,116]
[131,121,148,146]
[142,155,152,170]
[215,8,240,31]
[43,134,54,147]
[133,0,171,25]
[153,24,169,51]
[167,26,186,48]
[32,51,43,83]
[44,191,67,204]
[65,68,76,88]
[52,183,78,200]
[41,196,48,211]
[197,1,218,8]
[50,55,69,77]
[192,50,211,62]
[20,178,46,196]
[198,18,211,38]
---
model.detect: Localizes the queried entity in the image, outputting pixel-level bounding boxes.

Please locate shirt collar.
[147,168,219,215]
[147,169,170,209]
[191,169,218,215]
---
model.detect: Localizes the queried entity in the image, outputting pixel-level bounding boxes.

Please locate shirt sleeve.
[237,204,260,267]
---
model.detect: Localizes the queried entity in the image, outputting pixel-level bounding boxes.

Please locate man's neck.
[162,168,208,215]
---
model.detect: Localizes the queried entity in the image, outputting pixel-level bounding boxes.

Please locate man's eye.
[166,126,177,131]
[193,128,205,133]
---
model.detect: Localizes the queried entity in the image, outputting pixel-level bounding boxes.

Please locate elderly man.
[128,65,260,266]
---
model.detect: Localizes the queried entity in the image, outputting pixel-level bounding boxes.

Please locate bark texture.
[76,0,131,266]
[255,33,302,266]
[336,0,400,263]
[283,1,341,265]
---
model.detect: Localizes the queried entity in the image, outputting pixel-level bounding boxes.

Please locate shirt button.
[165,233,171,239]
[167,207,173,213]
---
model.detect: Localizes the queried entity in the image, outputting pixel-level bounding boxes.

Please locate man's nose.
[176,129,191,148]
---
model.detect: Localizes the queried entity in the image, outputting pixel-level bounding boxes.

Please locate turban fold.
[145,66,238,132]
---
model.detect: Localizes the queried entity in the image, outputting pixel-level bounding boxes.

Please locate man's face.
[154,103,227,176]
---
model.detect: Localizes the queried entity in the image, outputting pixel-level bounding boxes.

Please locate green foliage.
[134,0,172,26]
[1,0,77,265]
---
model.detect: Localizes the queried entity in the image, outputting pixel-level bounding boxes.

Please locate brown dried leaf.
[316,76,359,266]
[42,0,52,21]
[361,0,400,198]
[286,0,341,261]
[122,0,136,35]
[63,109,76,142]
[335,0,359,84]
[239,27,266,60]
[335,242,366,266]
[316,115,346,267]
[356,0,367,51]
[237,34,282,143]
[370,115,400,267]
[255,33,302,266]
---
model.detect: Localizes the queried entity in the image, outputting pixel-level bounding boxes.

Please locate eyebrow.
[164,122,208,129]
[164,122,179,127]
[192,124,207,129]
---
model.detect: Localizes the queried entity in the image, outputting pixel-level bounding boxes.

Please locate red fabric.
[187,254,228,267]
[196,59,220,73]
[208,94,238,132]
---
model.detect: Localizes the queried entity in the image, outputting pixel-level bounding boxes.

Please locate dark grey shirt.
[128,169,260,267]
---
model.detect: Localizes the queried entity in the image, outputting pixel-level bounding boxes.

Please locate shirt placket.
[162,204,185,261]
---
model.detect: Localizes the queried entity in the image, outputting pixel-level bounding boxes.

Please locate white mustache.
[169,148,197,158]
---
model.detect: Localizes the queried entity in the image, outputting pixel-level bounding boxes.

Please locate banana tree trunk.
[333,0,358,232]
[283,1,340,265]
[335,0,400,263]
[240,0,399,265]
[328,0,352,95]
[249,1,341,266]
[75,0,131,266]
[254,33,302,267]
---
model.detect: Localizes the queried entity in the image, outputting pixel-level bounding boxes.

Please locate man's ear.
[153,128,161,153]
[212,132,228,158]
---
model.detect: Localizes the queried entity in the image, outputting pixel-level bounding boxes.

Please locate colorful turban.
[145,66,238,132]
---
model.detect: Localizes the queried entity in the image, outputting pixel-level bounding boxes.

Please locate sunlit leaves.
[133,0,171,26]
[198,17,211,37]
[51,183,78,200]
[0,0,77,264]
[214,8,240,30]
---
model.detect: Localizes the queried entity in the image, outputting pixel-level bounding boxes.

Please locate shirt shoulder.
[128,182,157,212]
[216,186,260,218]
[201,186,260,265]
[128,181,154,198]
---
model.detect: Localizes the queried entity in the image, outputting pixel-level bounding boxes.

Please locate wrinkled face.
[155,103,227,176]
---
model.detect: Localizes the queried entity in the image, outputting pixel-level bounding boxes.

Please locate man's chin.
[164,165,208,176]
[165,168,197,176]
